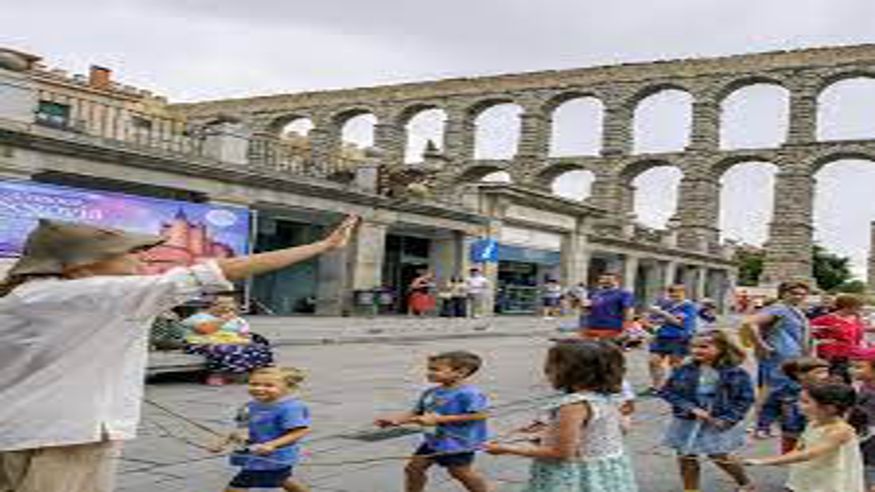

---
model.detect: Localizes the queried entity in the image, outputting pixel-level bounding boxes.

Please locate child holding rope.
[746,382,865,492]
[375,351,490,492]
[485,340,638,492]
[212,367,310,492]
[659,330,755,492]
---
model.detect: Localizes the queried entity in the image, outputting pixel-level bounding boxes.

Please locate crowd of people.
[3,216,875,492]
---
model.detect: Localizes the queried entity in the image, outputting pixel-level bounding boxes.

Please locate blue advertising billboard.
[0,180,251,274]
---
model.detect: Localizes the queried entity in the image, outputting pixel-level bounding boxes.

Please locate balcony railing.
[34,88,204,155]
[248,135,360,184]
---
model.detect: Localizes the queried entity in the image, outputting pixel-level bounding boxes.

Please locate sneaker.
[637,387,660,397]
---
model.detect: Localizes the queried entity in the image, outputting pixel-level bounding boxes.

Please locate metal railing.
[248,135,362,183]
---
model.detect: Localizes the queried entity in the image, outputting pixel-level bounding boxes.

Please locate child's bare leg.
[649,354,666,388]
[404,456,432,492]
[708,454,753,488]
[447,465,490,492]
[282,479,310,492]
[678,454,700,491]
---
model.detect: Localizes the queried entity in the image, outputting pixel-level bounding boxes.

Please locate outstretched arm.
[485,402,586,460]
[217,216,359,281]
[746,424,854,466]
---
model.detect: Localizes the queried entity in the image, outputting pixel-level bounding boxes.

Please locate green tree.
[812,244,853,291]
[735,248,764,287]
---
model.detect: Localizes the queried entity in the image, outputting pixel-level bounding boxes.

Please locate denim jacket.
[659,363,754,427]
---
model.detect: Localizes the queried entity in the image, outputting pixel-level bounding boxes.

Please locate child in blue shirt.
[212,367,311,492]
[375,350,490,492]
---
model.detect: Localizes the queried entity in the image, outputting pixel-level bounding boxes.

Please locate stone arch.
[264,113,315,136]
[457,163,512,183]
[547,95,604,157]
[816,76,875,141]
[717,159,780,245]
[710,152,781,178]
[812,155,875,278]
[714,75,788,102]
[814,70,875,97]
[400,106,447,163]
[811,149,875,174]
[626,82,693,110]
[334,108,378,149]
[542,90,602,113]
[618,158,683,228]
[630,85,694,154]
[719,82,790,150]
[551,169,596,201]
[471,100,523,160]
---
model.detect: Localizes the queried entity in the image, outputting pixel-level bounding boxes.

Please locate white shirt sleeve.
[11,261,233,321]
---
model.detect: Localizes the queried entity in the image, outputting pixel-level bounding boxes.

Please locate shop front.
[495,243,560,314]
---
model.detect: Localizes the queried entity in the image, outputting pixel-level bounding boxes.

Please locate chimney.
[89,65,111,90]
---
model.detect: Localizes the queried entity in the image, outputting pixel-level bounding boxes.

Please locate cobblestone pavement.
[125,330,787,491]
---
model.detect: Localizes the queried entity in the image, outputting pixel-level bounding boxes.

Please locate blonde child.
[375,351,490,492]
[212,367,311,492]
[659,330,755,492]
[746,381,865,492]
[485,340,638,492]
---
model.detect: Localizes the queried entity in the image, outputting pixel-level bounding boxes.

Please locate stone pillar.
[349,221,388,290]
[761,170,815,285]
[687,98,720,151]
[513,107,551,186]
[443,107,476,166]
[786,86,818,145]
[307,120,342,175]
[317,220,388,315]
[601,103,633,156]
[560,220,591,287]
[429,231,466,285]
[203,120,252,165]
[623,254,639,292]
[315,248,348,316]
[677,170,720,253]
[588,169,626,234]
[662,260,679,289]
[373,120,405,166]
[694,267,708,301]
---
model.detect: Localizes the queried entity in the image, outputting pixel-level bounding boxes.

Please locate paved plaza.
[128,319,785,492]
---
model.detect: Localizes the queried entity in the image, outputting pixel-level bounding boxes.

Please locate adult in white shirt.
[466,267,492,318]
[0,216,358,492]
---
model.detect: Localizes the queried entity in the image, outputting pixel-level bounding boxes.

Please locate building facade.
[0,46,746,315]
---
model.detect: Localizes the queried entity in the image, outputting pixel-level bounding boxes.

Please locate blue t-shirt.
[761,303,808,361]
[234,397,310,470]
[414,385,489,453]
[584,288,635,330]
[656,300,698,339]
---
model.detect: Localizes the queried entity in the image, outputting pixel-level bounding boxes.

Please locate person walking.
[466,268,491,319]
[580,272,635,341]
[0,215,358,492]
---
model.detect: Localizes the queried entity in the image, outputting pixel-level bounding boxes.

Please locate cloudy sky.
[4,0,875,277]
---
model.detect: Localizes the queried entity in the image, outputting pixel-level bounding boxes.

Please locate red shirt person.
[811,294,875,378]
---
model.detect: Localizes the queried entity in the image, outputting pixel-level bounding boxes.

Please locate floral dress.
[524,392,638,492]
[182,313,273,374]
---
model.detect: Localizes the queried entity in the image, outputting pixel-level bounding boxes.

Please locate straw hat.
[8,219,164,276]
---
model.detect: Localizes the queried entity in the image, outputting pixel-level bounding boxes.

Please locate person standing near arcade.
[580,272,636,340]
[0,215,358,492]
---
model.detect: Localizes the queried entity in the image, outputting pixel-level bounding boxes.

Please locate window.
[131,116,153,131]
[35,101,71,128]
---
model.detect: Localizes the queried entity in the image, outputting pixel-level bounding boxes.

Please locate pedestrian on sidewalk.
[643,284,698,396]
[485,340,639,492]
[466,267,491,318]
[375,351,491,492]
[659,330,756,492]
[210,367,311,492]
[580,272,635,341]
[0,215,358,492]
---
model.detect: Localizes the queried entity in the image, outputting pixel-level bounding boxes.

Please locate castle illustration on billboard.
[141,209,236,273]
